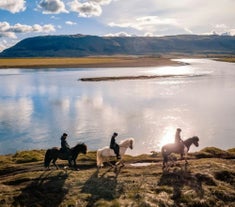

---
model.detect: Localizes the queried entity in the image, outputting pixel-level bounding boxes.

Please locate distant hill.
[0,34,235,57]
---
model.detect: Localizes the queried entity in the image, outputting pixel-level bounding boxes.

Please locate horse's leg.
[52,158,59,169]
[107,160,115,168]
[184,150,188,165]
[73,160,80,171]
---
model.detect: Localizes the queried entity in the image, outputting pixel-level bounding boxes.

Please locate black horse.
[44,143,87,170]
[161,136,199,169]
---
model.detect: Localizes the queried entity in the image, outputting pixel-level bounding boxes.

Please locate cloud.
[68,0,102,17]
[65,21,77,25]
[0,21,55,39]
[101,0,235,36]
[108,16,189,35]
[0,0,26,13]
[68,0,113,17]
[105,31,131,37]
[39,0,68,14]
[90,0,112,5]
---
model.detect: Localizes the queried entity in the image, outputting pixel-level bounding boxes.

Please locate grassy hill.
[0,147,234,207]
[0,34,235,57]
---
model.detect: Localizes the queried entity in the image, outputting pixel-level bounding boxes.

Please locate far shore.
[0,56,233,69]
[0,56,183,69]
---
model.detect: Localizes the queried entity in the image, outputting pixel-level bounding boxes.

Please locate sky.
[0,0,234,51]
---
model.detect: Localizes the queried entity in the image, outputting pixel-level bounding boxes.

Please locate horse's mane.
[183,136,199,145]
[72,142,86,148]
[119,137,134,145]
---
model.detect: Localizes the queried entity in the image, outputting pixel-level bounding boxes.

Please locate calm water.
[0,59,234,155]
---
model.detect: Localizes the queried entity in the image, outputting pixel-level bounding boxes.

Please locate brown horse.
[161,136,199,169]
[44,143,87,170]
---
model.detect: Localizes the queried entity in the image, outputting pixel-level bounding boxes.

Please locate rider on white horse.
[110,132,121,159]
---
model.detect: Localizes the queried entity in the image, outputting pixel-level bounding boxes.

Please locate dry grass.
[216,57,235,63]
[0,148,235,207]
[0,56,180,68]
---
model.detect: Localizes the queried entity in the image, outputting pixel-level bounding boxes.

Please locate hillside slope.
[1,34,235,57]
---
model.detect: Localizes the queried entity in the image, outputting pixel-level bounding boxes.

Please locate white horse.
[96,138,134,167]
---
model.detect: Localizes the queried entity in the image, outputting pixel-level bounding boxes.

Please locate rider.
[60,133,72,164]
[175,128,183,144]
[110,132,121,159]
[174,128,184,159]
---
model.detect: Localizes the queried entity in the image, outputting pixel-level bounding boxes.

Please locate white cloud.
[68,0,102,17]
[0,21,55,39]
[90,0,112,5]
[0,0,26,13]
[39,0,68,14]
[105,31,131,37]
[215,24,228,29]
[65,21,77,25]
[108,16,189,35]
[67,0,113,17]
[101,0,235,36]
[229,29,235,36]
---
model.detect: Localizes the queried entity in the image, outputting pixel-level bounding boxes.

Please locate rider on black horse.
[110,132,121,159]
[60,133,72,164]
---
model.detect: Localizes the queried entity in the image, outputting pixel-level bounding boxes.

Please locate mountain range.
[0,34,235,57]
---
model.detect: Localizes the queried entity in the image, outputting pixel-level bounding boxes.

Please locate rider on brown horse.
[60,133,72,164]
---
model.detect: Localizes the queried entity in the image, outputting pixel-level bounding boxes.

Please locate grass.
[216,57,235,63]
[0,56,179,69]
[0,147,234,207]
[0,57,125,68]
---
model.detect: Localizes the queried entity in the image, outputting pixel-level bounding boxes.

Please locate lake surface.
[0,59,235,155]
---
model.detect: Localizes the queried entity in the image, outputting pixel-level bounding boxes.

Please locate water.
[0,59,234,155]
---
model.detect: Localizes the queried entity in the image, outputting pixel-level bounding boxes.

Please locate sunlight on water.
[146,65,194,76]
[0,59,235,155]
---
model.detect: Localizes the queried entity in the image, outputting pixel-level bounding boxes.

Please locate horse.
[44,143,87,170]
[161,136,199,169]
[96,138,134,168]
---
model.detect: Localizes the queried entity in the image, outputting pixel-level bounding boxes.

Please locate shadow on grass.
[82,166,123,207]
[12,171,68,207]
[158,166,216,205]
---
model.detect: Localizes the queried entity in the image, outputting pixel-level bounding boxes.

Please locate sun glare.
[158,126,175,148]
[147,66,193,76]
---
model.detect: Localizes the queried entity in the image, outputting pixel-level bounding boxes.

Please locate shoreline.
[0,56,183,69]
[0,56,233,69]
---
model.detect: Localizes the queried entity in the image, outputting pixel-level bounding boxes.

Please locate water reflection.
[0,59,235,155]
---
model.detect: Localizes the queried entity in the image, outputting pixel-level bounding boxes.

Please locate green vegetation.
[0,147,234,207]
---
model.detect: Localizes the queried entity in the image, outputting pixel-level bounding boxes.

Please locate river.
[0,59,234,155]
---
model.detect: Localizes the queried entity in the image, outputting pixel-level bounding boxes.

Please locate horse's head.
[192,136,199,147]
[73,143,87,154]
[119,138,134,150]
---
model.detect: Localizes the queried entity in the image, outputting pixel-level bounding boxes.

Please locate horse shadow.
[12,171,69,207]
[158,166,205,203]
[81,167,123,206]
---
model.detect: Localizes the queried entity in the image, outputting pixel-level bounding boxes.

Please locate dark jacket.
[110,135,118,149]
[61,137,70,151]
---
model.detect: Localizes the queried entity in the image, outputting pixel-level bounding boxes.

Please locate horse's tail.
[96,149,103,167]
[161,146,168,168]
[44,149,51,168]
